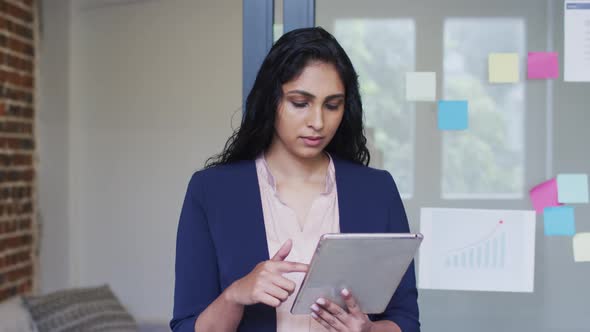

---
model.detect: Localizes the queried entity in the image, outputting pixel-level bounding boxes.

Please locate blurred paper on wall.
[529,178,562,214]
[557,174,589,203]
[406,72,436,101]
[573,233,590,262]
[488,53,519,83]
[564,1,590,82]
[437,100,469,130]
[418,208,536,292]
[543,206,576,236]
[527,52,559,79]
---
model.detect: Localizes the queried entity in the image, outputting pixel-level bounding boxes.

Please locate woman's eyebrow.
[286,90,316,99]
[324,94,345,101]
[286,90,344,101]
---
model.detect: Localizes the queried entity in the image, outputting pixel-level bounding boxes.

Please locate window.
[334,19,416,197]
[442,18,525,199]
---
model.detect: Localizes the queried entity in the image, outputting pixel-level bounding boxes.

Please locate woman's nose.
[306,106,324,131]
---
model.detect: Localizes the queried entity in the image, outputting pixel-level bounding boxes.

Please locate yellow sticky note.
[573,233,590,262]
[489,53,519,83]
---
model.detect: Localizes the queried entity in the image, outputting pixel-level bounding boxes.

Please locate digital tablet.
[290,233,423,315]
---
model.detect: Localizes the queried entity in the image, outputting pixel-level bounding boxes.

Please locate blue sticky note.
[543,206,576,236]
[557,174,589,203]
[438,100,468,130]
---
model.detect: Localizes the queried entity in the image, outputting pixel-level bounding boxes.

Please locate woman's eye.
[291,101,308,108]
[325,103,340,110]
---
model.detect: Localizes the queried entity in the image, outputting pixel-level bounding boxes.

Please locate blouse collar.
[255,151,336,195]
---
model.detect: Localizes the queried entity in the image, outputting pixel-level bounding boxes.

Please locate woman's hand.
[311,289,375,332]
[225,239,308,307]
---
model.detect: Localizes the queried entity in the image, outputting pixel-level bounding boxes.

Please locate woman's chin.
[293,146,325,160]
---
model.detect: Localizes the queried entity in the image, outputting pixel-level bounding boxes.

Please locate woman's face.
[272,61,345,160]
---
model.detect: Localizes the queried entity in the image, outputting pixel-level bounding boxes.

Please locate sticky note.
[406,72,436,101]
[573,233,590,262]
[543,206,575,236]
[529,178,562,214]
[527,52,559,79]
[489,53,519,83]
[438,100,468,130]
[557,174,589,203]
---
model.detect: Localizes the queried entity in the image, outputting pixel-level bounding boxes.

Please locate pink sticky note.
[529,178,562,214]
[527,52,559,79]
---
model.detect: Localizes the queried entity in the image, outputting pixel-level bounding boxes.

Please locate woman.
[170,27,420,332]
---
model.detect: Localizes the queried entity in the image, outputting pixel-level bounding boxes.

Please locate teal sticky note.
[543,206,575,236]
[557,174,589,203]
[438,100,468,130]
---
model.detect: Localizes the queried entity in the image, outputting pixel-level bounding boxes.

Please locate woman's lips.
[301,136,324,147]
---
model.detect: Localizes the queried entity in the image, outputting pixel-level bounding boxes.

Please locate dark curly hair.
[205,26,370,168]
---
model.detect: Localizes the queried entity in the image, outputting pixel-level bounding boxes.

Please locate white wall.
[37,0,72,293]
[39,0,242,322]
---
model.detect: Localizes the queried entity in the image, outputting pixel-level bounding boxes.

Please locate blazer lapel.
[231,160,270,269]
[228,160,276,331]
[333,156,366,233]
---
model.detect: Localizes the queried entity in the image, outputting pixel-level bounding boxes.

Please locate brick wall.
[0,0,37,301]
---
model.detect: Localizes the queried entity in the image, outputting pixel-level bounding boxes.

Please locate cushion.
[23,284,137,332]
[0,296,38,332]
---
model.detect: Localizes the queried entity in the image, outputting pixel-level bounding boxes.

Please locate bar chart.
[418,208,536,292]
[444,221,506,269]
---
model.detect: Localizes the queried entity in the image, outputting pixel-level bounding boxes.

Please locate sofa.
[0,285,170,332]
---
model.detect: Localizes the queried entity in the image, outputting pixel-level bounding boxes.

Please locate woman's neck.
[264,142,328,183]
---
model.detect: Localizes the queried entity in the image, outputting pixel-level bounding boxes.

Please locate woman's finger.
[311,302,347,331]
[257,292,282,307]
[268,273,297,294]
[315,297,350,325]
[311,311,336,331]
[341,288,363,317]
[273,261,309,273]
[264,284,290,302]
[270,239,292,261]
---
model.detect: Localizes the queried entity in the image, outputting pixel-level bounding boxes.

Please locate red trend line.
[446,220,504,254]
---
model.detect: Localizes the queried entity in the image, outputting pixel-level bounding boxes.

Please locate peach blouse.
[255,153,340,331]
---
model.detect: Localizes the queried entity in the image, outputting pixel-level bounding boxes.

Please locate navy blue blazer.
[170,156,420,332]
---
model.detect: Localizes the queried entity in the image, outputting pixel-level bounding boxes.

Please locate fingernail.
[311,304,319,311]
[341,288,350,296]
[316,298,326,305]
[311,312,318,318]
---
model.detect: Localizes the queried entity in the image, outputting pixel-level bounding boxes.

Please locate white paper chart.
[418,208,536,293]
[564,0,590,82]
